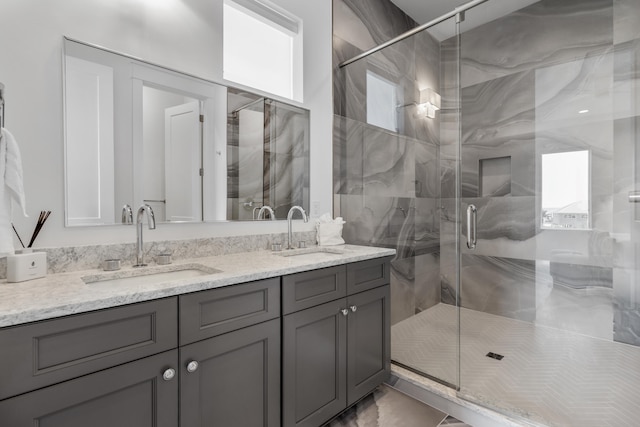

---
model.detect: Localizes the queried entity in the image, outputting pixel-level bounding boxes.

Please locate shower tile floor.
[392,303,640,427]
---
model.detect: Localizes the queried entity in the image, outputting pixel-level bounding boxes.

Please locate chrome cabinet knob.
[350,305,357,313]
[341,308,349,316]
[186,360,199,373]
[162,368,176,381]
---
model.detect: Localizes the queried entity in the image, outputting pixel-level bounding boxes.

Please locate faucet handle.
[121,204,133,224]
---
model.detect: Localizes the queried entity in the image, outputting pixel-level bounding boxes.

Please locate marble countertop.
[0,245,395,328]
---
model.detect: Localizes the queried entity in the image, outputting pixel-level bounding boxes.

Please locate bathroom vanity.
[0,245,393,427]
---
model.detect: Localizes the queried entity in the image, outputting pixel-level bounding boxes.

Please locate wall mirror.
[63,37,309,226]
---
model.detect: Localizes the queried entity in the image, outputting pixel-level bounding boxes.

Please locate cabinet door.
[180,318,280,427]
[0,350,178,427]
[283,299,347,427]
[347,285,390,406]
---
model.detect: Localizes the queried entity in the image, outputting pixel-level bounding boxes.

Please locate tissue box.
[7,251,47,282]
[316,222,345,246]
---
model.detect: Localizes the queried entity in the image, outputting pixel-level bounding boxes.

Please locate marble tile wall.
[333,0,443,326]
[269,104,310,218]
[434,0,640,334]
[458,0,613,89]
[226,101,309,220]
[335,0,640,345]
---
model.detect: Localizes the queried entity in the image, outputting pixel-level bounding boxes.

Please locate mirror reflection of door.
[164,101,201,222]
[142,86,201,222]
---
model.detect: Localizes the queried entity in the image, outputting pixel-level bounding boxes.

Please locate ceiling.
[390,0,540,40]
[390,0,468,24]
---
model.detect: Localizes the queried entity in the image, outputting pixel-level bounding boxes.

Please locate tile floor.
[325,385,472,427]
[392,303,640,427]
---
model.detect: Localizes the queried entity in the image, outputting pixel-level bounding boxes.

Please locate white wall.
[0,0,332,248]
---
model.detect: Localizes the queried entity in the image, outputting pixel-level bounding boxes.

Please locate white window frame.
[366,70,402,132]
[541,150,591,230]
[223,0,303,102]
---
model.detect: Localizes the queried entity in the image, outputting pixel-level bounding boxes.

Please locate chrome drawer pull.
[162,368,176,381]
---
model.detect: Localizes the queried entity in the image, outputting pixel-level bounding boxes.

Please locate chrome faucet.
[134,204,156,267]
[286,206,308,249]
[121,204,133,224]
[257,205,276,220]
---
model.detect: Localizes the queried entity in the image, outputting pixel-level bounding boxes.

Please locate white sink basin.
[82,264,220,286]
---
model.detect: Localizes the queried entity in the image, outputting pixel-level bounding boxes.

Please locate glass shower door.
[457,0,640,426]
[382,14,463,390]
[334,13,463,389]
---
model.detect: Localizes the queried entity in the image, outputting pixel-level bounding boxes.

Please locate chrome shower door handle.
[628,191,640,203]
[467,204,477,249]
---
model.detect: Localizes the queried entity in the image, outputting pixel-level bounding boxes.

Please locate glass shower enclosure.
[336,0,640,425]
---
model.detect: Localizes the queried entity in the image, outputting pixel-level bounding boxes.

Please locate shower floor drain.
[486,352,504,360]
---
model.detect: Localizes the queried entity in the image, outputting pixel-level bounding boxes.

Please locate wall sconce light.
[419,88,441,119]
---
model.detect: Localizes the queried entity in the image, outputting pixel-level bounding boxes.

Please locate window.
[366,71,401,132]
[541,150,590,229]
[223,0,302,101]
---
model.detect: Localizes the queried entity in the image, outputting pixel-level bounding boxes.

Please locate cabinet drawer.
[179,278,280,345]
[346,257,391,295]
[282,265,347,315]
[0,350,178,427]
[0,297,177,401]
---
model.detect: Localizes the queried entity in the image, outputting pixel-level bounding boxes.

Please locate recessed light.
[578,109,589,114]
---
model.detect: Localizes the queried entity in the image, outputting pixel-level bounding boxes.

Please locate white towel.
[0,127,27,256]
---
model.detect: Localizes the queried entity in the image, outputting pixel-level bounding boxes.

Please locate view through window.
[541,150,590,229]
[366,70,400,132]
[223,0,302,101]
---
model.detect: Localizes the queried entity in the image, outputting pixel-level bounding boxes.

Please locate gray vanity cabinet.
[283,298,348,427]
[0,298,179,426]
[346,284,390,406]
[282,258,391,427]
[0,297,178,401]
[0,255,391,427]
[0,350,179,427]
[178,278,281,427]
[180,318,281,427]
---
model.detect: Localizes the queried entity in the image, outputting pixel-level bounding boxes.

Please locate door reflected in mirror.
[63,37,309,226]
[142,86,202,223]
